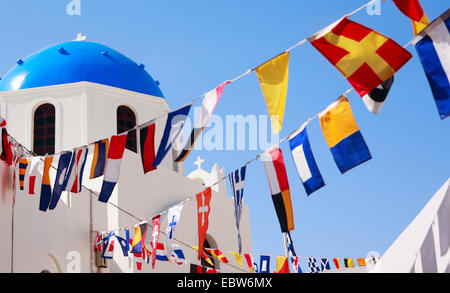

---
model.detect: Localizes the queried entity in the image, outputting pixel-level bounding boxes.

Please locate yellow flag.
[356,258,366,267]
[229,251,243,267]
[255,52,290,134]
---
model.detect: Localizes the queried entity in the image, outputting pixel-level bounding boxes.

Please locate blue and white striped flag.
[288,122,325,196]
[413,9,450,120]
[229,166,246,253]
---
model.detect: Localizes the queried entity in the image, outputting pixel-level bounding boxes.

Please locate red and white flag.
[151,215,161,269]
[64,146,89,193]
[28,157,42,195]
[98,134,127,203]
[196,187,212,260]
[0,116,6,127]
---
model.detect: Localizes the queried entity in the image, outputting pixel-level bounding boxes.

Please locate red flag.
[243,253,254,273]
[392,0,430,35]
[151,215,161,269]
[1,128,13,166]
[196,187,212,260]
[139,123,157,174]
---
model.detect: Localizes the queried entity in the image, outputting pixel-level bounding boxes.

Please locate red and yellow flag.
[205,248,229,263]
[276,256,290,273]
[309,17,412,97]
[393,0,430,35]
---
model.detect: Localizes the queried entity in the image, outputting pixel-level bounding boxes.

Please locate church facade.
[0,38,252,273]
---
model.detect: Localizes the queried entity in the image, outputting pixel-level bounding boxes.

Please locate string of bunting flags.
[94,228,371,274]
[0,0,448,273]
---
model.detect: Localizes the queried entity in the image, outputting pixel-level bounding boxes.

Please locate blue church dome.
[0,41,164,98]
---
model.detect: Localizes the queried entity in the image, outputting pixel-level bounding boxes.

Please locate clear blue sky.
[1,0,448,270]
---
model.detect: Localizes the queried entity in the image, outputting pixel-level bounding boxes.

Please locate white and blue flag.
[413,9,450,120]
[288,122,325,196]
[229,166,246,253]
[165,203,183,256]
[259,255,271,273]
[153,102,193,166]
[320,258,331,271]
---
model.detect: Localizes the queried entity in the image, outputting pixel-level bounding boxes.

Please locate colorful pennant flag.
[175,81,230,162]
[413,9,450,120]
[139,122,157,174]
[255,52,290,134]
[192,246,214,267]
[261,147,294,232]
[49,151,72,210]
[284,231,297,259]
[196,187,212,260]
[333,258,341,270]
[90,139,109,179]
[64,146,88,193]
[102,238,115,259]
[276,256,290,273]
[39,156,54,212]
[18,158,30,191]
[28,157,41,195]
[243,253,255,273]
[362,76,394,114]
[153,103,192,166]
[259,255,271,273]
[171,244,186,265]
[319,96,372,174]
[309,17,412,98]
[230,251,243,267]
[98,134,127,203]
[291,256,303,273]
[357,257,367,267]
[393,0,430,35]
[344,257,355,268]
[320,258,331,271]
[131,222,148,254]
[307,257,320,273]
[166,204,183,257]
[151,215,161,269]
[229,166,246,253]
[288,122,325,196]
[115,235,129,257]
[205,248,229,264]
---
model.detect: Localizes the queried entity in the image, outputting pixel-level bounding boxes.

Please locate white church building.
[0,37,253,273]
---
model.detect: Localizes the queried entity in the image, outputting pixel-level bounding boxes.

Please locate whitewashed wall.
[0,82,253,273]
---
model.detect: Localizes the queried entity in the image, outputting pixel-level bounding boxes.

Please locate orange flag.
[196,187,212,260]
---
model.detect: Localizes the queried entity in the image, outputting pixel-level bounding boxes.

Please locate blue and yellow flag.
[319,96,372,174]
[130,222,148,254]
[90,139,109,179]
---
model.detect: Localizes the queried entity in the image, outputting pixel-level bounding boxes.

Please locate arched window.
[201,239,216,269]
[33,103,55,156]
[117,105,137,153]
